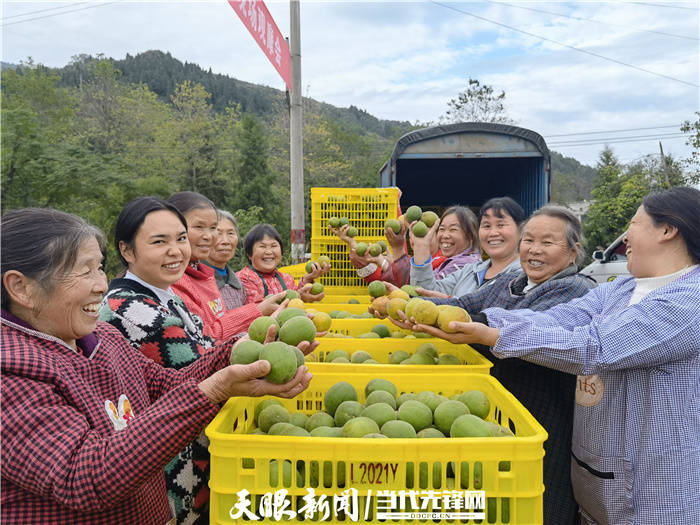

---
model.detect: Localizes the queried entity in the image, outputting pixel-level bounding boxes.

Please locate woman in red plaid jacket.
[0,207,312,525]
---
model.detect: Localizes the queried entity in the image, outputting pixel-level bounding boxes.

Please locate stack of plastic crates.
[310,187,400,294]
[206,372,546,524]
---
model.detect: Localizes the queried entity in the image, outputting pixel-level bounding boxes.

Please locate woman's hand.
[198,362,313,404]
[416,288,450,299]
[258,292,288,316]
[408,220,440,265]
[348,249,384,270]
[298,283,324,303]
[412,321,500,346]
[301,262,328,283]
[331,225,357,248]
[385,220,408,255]
[386,309,415,329]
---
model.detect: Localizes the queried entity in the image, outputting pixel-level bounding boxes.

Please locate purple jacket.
[434,247,482,280]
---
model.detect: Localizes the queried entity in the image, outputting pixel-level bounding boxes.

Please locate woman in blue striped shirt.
[418,186,700,524]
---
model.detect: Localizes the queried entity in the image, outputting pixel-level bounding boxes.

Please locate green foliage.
[2,53,410,278]
[583,146,693,253]
[550,151,597,204]
[680,112,700,184]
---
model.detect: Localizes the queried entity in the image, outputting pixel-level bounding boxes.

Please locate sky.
[2,0,698,167]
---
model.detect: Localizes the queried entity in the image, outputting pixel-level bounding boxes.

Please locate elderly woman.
[203,209,248,310]
[167,192,285,343]
[417,187,700,524]
[410,197,525,296]
[394,205,594,525]
[237,223,329,304]
[0,208,312,524]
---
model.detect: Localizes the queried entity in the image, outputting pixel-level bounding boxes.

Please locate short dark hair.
[243,224,284,263]
[440,206,480,252]
[643,186,700,264]
[1,208,106,309]
[167,191,216,215]
[114,197,188,267]
[479,197,526,225]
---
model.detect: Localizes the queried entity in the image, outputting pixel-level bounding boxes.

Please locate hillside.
[550,151,597,203]
[54,51,596,203]
[57,50,415,142]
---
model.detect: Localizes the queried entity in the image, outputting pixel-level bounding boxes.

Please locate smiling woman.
[1,207,313,524]
[237,223,330,304]
[167,192,281,344]
[415,187,700,524]
[398,205,595,524]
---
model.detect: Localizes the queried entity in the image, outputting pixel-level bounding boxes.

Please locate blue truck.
[379,122,551,214]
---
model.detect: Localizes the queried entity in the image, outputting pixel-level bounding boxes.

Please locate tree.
[583,145,692,254]
[583,148,627,251]
[232,113,283,227]
[440,78,514,124]
[680,112,700,184]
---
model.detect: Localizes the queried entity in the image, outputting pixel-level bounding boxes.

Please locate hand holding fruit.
[408,218,440,264]
[198,360,312,404]
[298,283,325,303]
[413,320,500,347]
[331,224,357,248]
[384,218,408,254]
[258,291,289,316]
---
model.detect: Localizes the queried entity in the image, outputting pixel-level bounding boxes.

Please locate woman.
[1,208,312,524]
[395,205,595,525]
[336,206,481,286]
[410,197,524,296]
[416,187,700,523]
[167,192,283,343]
[100,196,226,522]
[237,223,329,304]
[203,210,248,310]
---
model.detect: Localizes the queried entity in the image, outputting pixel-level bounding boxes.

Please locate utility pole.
[289,0,305,263]
[659,141,670,187]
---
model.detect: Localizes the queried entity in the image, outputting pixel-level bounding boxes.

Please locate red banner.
[228,0,292,91]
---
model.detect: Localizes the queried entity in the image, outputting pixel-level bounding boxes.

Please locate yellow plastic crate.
[310,187,400,293]
[305,303,371,316]
[323,318,418,337]
[317,294,369,305]
[310,338,492,374]
[206,372,546,524]
[278,263,307,281]
[311,187,400,241]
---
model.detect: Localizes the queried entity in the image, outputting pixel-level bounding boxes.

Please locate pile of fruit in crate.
[368,281,470,332]
[316,341,465,366]
[251,378,512,439]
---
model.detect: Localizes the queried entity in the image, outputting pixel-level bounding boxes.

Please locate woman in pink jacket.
[0,207,312,524]
[168,192,283,343]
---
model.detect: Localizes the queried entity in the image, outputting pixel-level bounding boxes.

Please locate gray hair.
[1,208,105,309]
[524,205,583,263]
[216,209,239,235]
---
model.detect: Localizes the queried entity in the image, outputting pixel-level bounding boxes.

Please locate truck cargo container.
[379,122,551,214]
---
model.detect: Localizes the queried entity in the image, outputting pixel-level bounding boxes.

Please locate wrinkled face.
[437,213,470,258]
[479,209,520,261]
[624,205,665,278]
[121,210,191,290]
[207,218,238,268]
[519,215,578,284]
[30,237,108,349]
[250,234,282,273]
[183,207,218,262]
